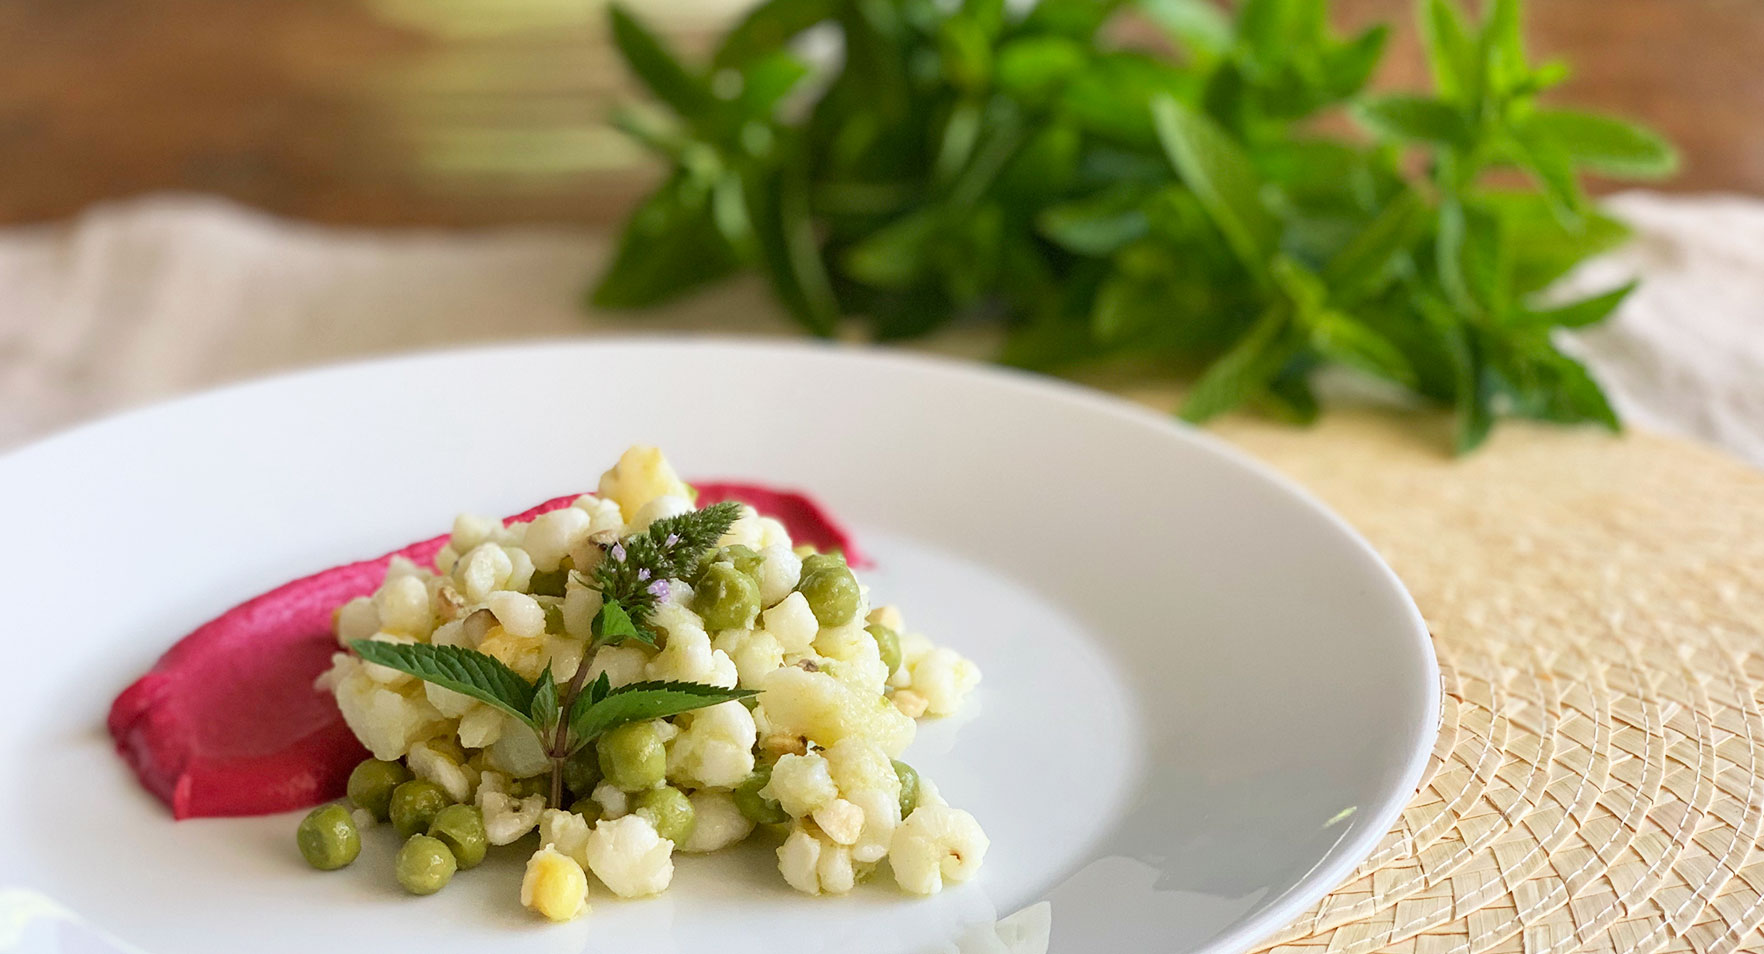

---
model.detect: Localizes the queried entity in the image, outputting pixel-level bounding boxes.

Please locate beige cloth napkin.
[1,191,1759,463]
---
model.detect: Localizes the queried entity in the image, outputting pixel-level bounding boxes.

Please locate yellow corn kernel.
[597,445,693,520]
[521,845,590,923]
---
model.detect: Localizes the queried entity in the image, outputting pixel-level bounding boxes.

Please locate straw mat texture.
[1147,403,1764,954]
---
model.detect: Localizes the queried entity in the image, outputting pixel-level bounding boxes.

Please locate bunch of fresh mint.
[594,0,1675,451]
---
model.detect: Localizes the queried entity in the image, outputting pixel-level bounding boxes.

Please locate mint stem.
[549,660,595,810]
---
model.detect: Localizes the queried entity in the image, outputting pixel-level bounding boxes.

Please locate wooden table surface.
[0,0,1758,228]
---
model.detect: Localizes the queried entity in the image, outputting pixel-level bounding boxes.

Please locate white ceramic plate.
[0,340,1436,954]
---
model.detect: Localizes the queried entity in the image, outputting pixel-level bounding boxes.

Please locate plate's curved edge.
[0,335,1441,952]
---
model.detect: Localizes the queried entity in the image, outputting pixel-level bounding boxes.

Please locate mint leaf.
[1523,109,1678,179]
[713,0,836,70]
[1152,97,1277,274]
[566,681,758,755]
[1323,191,1425,304]
[1480,0,1529,94]
[594,598,650,647]
[1037,186,1151,256]
[1508,123,1587,224]
[842,211,940,289]
[1420,0,1478,101]
[1321,25,1389,97]
[529,667,559,729]
[1355,95,1469,147]
[608,4,716,118]
[1519,281,1636,330]
[1180,306,1295,424]
[592,181,742,309]
[1137,0,1232,62]
[350,641,535,725]
[1310,311,1418,388]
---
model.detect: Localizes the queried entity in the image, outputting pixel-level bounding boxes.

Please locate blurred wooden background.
[0,0,1757,227]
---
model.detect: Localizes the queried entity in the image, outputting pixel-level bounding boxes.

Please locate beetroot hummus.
[108,485,858,819]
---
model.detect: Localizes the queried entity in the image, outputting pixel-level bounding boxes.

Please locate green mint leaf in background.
[1137,0,1233,62]
[1508,123,1588,224]
[1152,97,1277,275]
[842,210,941,289]
[1420,0,1479,102]
[713,0,836,70]
[592,181,743,309]
[350,641,536,726]
[1323,190,1425,304]
[608,4,717,119]
[1310,311,1418,388]
[1180,306,1296,424]
[1320,25,1389,98]
[1355,95,1470,148]
[567,681,759,755]
[1519,281,1637,330]
[1037,186,1152,256]
[1522,109,1679,179]
[746,166,841,335]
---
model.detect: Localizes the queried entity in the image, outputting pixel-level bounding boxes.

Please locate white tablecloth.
[1,191,1760,464]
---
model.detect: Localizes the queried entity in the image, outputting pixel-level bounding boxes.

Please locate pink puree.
[107,484,860,819]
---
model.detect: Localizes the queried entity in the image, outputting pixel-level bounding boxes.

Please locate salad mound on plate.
[302,446,986,921]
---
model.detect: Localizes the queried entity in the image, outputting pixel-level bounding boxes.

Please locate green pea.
[691,545,763,582]
[396,834,457,895]
[797,565,860,626]
[388,779,451,838]
[427,804,487,869]
[692,561,762,630]
[633,786,696,844]
[296,803,361,871]
[568,796,604,826]
[718,545,764,576]
[346,758,412,822]
[597,723,667,791]
[893,760,920,818]
[527,566,570,598]
[733,766,788,825]
[799,552,845,576]
[562,748,602,798]
[866,623,902,674]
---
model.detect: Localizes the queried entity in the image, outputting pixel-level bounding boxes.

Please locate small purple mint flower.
[647,579,671,599]
[610,543,627,562]
[637,568,651,582]
[664,533,680,547]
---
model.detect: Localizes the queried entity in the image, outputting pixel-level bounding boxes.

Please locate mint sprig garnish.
[347,499,755,808]
[591,500,742,642]
[351,637,751,808]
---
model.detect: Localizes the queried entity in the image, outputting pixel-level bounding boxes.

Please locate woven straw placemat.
[1128,398,1764,954]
